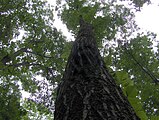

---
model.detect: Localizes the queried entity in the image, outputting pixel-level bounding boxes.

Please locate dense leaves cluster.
[0,0,159,119]
[114,34,159,116]
[0,0,67,119]
[112,33,159,119]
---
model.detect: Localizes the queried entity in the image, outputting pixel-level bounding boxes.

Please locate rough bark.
[54,17,140,120]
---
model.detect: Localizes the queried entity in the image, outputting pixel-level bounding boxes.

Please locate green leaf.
[136,111,148,120]
[150,116,159,120]
[126,86,138,97]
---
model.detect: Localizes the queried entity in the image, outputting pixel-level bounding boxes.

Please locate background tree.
[0,0,66,119]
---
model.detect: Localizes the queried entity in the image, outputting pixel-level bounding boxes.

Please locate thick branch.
[1,48,51,65]
[10,62,41,67]
[124,45,158,83]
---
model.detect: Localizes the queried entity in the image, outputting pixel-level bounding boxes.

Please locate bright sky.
[135,1,159,38]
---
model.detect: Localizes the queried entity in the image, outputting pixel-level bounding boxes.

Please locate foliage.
[115,71,148,120]
[57,0,136,47]
[0,0,67,119]
[56,0,159,119]
[130,0,151,10]
[0,0,159,119]
[21,98,54,120]
[113,33,159,117]
[0,80,26,120]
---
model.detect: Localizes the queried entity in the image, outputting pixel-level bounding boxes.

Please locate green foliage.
[112,33,159,118]
[59,0,136,47]
[115,71,148,119]
[131,0,151,10]
[21,98,54,120]
[1,0,159,119]
[0,0,66,119]
[150,116,159,120]
[112,0,151,11]
[0,80,26,120]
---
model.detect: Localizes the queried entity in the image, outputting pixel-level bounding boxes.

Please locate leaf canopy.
[0,0,159,119]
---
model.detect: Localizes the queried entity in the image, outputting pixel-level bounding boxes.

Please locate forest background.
[0,0,159,119]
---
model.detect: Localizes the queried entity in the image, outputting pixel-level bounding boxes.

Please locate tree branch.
[25,50,52,58]
[1,48,52,65]
[10,62,41,67]
[123,45,159,84]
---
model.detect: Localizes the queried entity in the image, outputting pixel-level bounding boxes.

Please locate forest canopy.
[0,0,159,119]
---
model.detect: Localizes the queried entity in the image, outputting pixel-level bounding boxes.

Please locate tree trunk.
[54,18,140,120]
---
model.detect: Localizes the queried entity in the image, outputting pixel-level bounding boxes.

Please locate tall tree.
[1,0,159,119]
[54,16,140,120]
[56,0,159,119]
